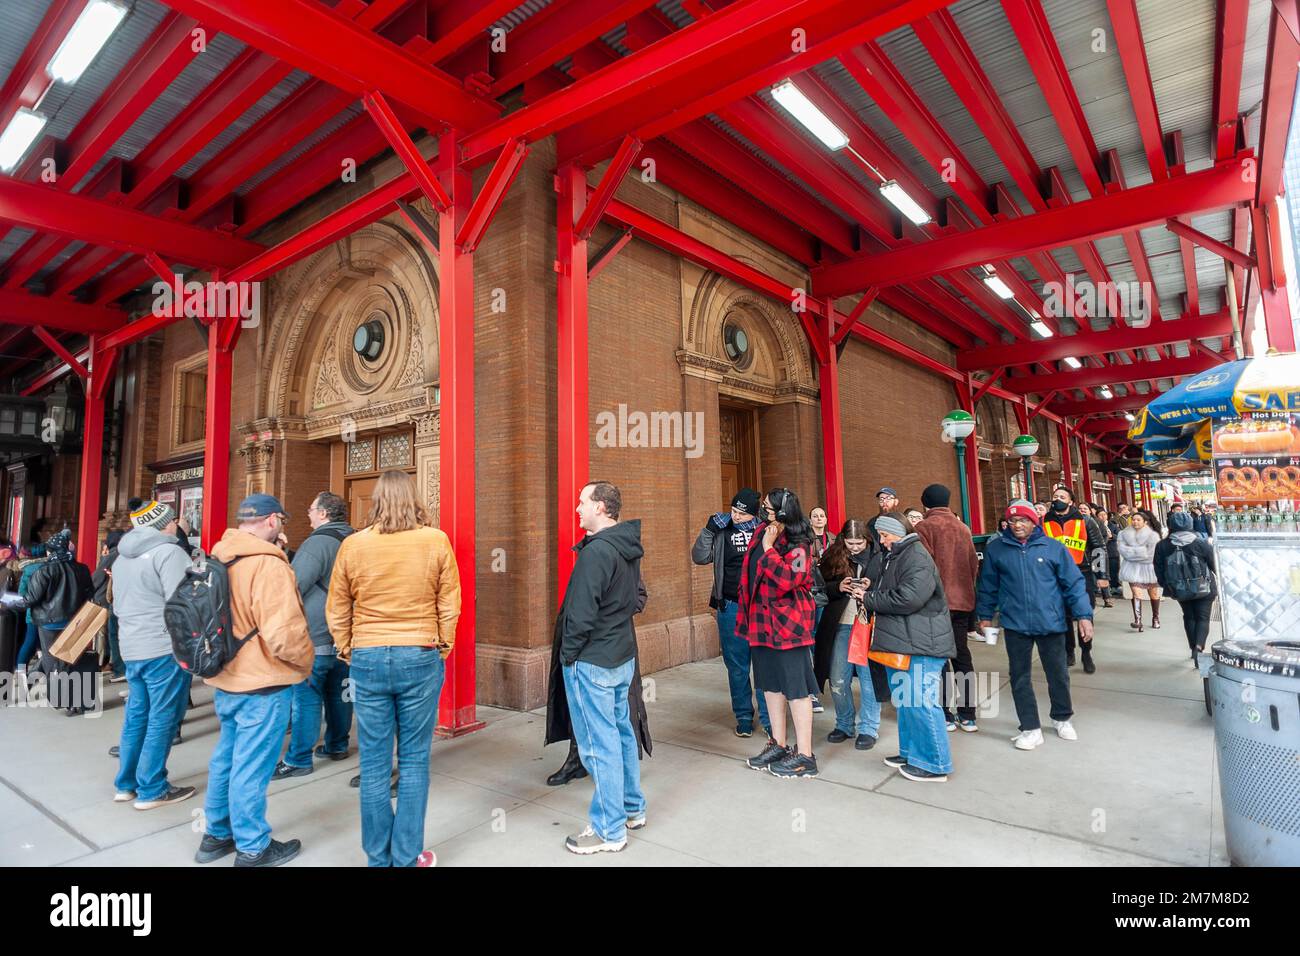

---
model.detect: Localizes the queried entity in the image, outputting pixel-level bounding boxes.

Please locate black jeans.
[1065,570,1097,654]
[1178,596,1214,652]
[942,609,976,721]
[1004,629,1073,731]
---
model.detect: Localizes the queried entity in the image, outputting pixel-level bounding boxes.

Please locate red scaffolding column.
[1057,420,1074,494]
[75,340,117,563]
[819,308,846,531]
[436,130,484,737]
[200,318,238,552]
[556,163,589,602]
[1077,433,1094,503]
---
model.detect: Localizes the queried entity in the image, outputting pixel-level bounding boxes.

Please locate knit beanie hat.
[1005,499,1039,524]
[921,484,951,509]
[1168,511,1193,532]
[130,500,176,531]
[875,515,907,538]
[731,487,760,517]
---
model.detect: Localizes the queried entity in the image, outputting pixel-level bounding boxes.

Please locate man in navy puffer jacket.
[976,500,1093,751]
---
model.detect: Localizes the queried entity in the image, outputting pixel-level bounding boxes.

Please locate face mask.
[1051,500,1068,513]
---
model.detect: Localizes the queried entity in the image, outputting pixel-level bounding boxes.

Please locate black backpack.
[1164,543,1212,602]
[164,553,258,678]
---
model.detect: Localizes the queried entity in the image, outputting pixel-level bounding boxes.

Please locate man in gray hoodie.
[274,491,354,778]
[111,500,195,810]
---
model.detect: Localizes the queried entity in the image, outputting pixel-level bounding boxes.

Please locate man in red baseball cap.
[976,499,1093,752]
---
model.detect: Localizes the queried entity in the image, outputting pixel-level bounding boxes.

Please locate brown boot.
[1129,598,1143,631]
[1150,600,1161,628]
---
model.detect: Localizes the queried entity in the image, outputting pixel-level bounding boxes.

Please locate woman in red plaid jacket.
[737,488,820,779]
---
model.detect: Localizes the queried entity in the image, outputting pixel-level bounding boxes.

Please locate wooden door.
[719,404,760,503]
[347,477,378,528]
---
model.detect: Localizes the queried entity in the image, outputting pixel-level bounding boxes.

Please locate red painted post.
[818,308,846,531]
[557,164,589,603]
[1057,420,1074,494]
[1077,434,1094,503]
[200,318,236,552]
[75,341,115,564]
[436,130,484,738]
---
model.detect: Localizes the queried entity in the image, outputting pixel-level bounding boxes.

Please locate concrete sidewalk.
[0,602,1227,867]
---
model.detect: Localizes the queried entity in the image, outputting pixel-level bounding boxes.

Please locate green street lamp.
[1013,434,1040,501]
[942,410,976,525]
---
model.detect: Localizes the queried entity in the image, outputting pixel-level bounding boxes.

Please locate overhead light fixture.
[47,0,129,84]
[878,179,932,225]
[0,108,49,172]
[1125,412,1136,422]
[771,79,848,151]
[1063,356,1082,369]
[1030,320,1054,338]
[1099,386,1114,399]
[982,266,1015,300]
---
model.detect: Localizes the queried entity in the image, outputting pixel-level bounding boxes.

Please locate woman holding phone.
[812,520,880,750]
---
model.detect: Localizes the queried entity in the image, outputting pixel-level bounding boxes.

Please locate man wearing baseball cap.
[867,487,903,547]
[691,488,770,739]
[976,500,1093,752]
[194,494,314,868]
[110,500,195,809]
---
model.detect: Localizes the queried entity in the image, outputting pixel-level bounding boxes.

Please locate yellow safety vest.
[1043,518,1087,565]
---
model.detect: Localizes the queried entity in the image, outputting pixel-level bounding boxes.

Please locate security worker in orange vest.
[1042,486,1101,673]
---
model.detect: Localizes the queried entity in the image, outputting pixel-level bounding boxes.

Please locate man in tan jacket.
[195,494,314,869]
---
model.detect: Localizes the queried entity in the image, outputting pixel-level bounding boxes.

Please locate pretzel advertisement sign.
[1213,414,1300,502]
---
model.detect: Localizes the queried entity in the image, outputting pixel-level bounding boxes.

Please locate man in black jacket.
[557,480,647,856]
[25,529,96,715]
[690,487,768,737]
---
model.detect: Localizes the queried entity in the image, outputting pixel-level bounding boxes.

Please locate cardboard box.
[49,601,109,664]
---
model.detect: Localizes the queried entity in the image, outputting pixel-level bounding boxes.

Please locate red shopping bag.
[847,611,873,666]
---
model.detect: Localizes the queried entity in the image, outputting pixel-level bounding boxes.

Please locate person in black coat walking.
[1153,510,1218,661]
[24,529,96,714]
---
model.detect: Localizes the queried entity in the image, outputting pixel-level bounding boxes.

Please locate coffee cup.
[982,625,999,646]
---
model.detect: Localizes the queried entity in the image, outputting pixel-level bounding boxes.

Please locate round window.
[723,322,752,369]
[352,319,385,362]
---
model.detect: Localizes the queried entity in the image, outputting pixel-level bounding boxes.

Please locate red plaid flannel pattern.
[735,523,816,650]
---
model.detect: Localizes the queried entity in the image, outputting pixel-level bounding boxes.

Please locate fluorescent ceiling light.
[771,79,848,150]
[1125,413,1136,422]
[1099,386,1114,399]
[1063,356,1082,369]
[48,0,128,84]
[0,108,49,172]
[983,271,1015,299]
[878,180,932,225]
[1030,320,1053,338]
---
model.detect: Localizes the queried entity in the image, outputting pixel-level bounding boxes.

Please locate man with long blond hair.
[326,470,460,868]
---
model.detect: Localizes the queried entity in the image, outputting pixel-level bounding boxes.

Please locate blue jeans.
[204,688,292,855]
[885,655,952,775]
[114,654,189,800]
[563,657,646,843]
[283,653,353,767]
[16,620,39,669]
[717,600,769,731]
[830,623,880,736]
[351,646,444,867]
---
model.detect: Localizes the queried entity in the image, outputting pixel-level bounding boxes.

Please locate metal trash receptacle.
[1209,639,1300,866]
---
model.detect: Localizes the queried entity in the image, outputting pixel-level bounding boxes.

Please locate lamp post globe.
[1013,434,1039,500]
[942,410,976,525]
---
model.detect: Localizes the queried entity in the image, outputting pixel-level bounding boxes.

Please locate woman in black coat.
[1153,510,1218,660]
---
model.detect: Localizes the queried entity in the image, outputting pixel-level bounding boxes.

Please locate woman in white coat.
[1118,509,1162,631]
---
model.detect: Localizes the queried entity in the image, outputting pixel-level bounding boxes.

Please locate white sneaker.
[968,630,986,643]
[1053,720,1078,741]
[627,813,646,830]
[1011,728,1044,751]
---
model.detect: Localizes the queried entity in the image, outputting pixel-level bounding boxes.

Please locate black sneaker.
[133,785,197,810]
[1066,651,1076,667]
[272,761,312,780]
[107,745,119,758]
[899,764,948,783]
[234,838,301,868]
[854,733,877,751]
[882,754,906,768]
[746,739,790,771]
[734,724,754,738]
[315,745,349,761]
[768,750,819,779]
[194,834,236,864]
[1081,650,1096,675]
[826,728,851,744]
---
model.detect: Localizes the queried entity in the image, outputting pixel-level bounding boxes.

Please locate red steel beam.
[557,163,588,600]
[573,135,640,241]
[423,0,522,63]
[20,347,91,396]
[1255,4,1300,205]
[0,289,123,333]
[456,138,529,253]
[1212,0,1250,161]
[0,177,263,268]
[1166,218,1255,269]
[363,91,452,212]
[1008,355,1213,394]
[832,289,878,346]
[160,0,498,132]
[1106,0,1169,181]
[957,310,1235,371]
[813,160,1256,295]
[1052,393,1158,417]
[1079,418,1134,435]
[31,326,88,379]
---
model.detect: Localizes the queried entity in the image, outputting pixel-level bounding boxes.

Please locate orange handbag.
[846,610,873,666]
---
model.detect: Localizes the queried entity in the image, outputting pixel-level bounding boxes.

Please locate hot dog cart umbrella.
[1127,351,1300,866]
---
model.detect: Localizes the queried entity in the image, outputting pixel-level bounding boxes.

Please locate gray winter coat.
[111,527,190,662]
[858,534,956,660]
[291,521,354,652]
